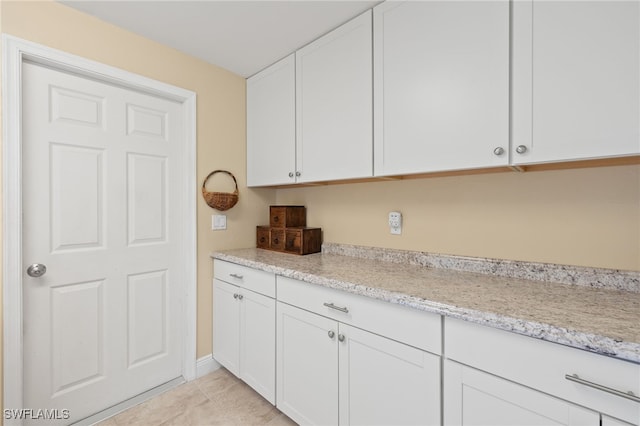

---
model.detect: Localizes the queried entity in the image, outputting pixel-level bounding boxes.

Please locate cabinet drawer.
[214,259,275,298]
[445,317,640,425]
[284,228,321,255]
[277,276,441,354]
[270,205,306,228]
[256,226,270,249]
[270,229,285,251]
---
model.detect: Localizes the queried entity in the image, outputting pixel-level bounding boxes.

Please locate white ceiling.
[59,0,381,78]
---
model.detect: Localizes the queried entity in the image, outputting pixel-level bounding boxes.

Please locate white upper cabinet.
[296,10,373,183]
[512,0,640,164]
[246,54,296,186]
[373,0,510,176]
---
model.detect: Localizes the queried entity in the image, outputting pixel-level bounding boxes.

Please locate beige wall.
[277,165,640,271]
[0,1,276,402]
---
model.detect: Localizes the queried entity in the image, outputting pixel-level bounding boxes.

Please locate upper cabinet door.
[374,1,510,177]
[295,11,373,183]
[247,54,296,186]
[512,1,640,164]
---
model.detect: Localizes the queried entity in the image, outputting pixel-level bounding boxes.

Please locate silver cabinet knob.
[338,334,346,342]
[26,263,47,278]
[516,145,528,154]
[288,172,294,178]
[237,294,243,300]
[327,330,335,339]
[233,293,239,299]
[295,171,301,177]
[493,147,505,156]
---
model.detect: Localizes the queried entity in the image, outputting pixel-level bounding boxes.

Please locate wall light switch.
[389,211,402,235]
[212,214,227,230]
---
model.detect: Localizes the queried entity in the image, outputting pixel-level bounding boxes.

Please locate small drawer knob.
[516,145,528,154]
[493,147,505,156]
[288,172,294,178]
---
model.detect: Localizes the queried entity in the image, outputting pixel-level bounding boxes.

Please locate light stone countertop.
[210,247,640,364]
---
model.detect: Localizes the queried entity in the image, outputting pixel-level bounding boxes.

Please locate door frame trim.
[2,34,198,413]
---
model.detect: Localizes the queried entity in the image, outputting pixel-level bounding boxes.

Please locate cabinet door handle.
[565,374,640,403]
[233,293,238,299]
[229,273,243,280]
[237,294,243,300]
[323,302,349,314]
[327,330,335,339]
[338,334,346,342]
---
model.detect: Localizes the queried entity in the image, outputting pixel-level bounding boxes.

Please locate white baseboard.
[196,354,221,378]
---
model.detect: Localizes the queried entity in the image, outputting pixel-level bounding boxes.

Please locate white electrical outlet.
[212,214,227,230]
[388,211,402,235]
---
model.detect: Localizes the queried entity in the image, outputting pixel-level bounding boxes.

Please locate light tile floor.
[98,368,297,426]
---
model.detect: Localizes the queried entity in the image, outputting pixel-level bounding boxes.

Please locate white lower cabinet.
[212,261,639,426]
[276,302,440,426]
[276,302,339,425]
[444,360,599,426]
[213,261,276,404]
[338,323,440,426]
[444,317,640,426]
[276,276,442,426]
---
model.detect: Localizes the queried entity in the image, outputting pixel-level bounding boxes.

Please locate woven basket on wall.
[202,170,239,211]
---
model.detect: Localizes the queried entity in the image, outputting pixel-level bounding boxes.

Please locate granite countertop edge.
[210,250,640,364]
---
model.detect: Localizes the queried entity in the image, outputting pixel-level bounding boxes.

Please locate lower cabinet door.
[276,302,339,425]
[213,279,240,376]
[239,288,276,404]
[338,324,441,426]
[444,360,600,426]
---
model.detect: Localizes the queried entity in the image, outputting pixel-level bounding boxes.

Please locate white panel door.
[276,302,338,425]
[444,360,600,426]
[338,324,441,426]
[295,10,373,183]
[246,54,296,186]
[22,61,183,424]
[373,0,510,176]
[512,0,640,164]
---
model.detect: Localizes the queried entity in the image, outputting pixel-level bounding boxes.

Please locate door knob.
[26,263,47,278]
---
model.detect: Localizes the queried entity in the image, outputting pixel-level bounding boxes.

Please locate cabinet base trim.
[197,355,221,378]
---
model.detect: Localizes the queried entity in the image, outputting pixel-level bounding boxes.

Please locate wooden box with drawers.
[257,206,321,255]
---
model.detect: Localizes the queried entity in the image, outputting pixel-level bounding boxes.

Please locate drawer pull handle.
[323,302,349,314]
[328,330,335,339]
[565,374,640,403]
[338,334,346,342]
[229,273,243,280]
